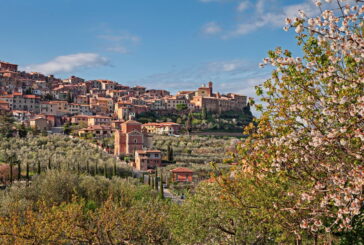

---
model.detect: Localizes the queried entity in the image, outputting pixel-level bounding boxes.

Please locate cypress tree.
[86,160,90,174]
[37,161,41,175]
[166,172,169,188]
[160,172,164,199]
[9,163,13,185]
[202,106,207,120]
[17,160,21,181]
[155,169,159,190]
[185,111,193,134]
[104,162,107,178]
[148,173,151,186]
[48,157,51,170]
[26,161,30,182]
[167,145,174,162]
[95,161,98,176]
[113,160,117,177]
[77,162,80,175]
[170,147,174,162]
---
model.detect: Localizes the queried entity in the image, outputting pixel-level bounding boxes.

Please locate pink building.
[114,120,151,155]
[170,167,194,182]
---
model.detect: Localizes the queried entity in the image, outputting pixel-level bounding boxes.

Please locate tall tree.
[167,145,174,162]
[0,113,15,138]
[201,106,207,120]
[220,1,364,243]
[160,171,164,199]
[185,111,193,135]
[154,169,159,190]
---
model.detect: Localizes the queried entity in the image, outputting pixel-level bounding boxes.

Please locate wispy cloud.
[106,45,129,54]
[199,0,232,2]
[236,1,250,12]
[201,0,327,39]
[137,59,267,96]
[23,53,109,75]
[201,22,222,35]
[98,31,141,54]
[136,59,269,116]
[98,33,140,43]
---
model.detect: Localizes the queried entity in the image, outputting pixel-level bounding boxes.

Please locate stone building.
[114,120,152,156]
[0,61,18,72]
[134,150,162,171]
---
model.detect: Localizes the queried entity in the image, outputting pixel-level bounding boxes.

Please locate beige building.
[0,93,40,113]
[142,122,181,135]
[78,125,113,138]
[30,117,49,131]
[87,115,112,126]
[134,150,162,171]
[40,101,68,115]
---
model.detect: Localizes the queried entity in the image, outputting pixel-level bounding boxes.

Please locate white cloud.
[23,53,109,75]
[202,22,222,35]
[237,1,250,12]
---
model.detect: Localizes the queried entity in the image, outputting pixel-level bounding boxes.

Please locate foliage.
[219,1,364,243]
[0,134,132,179]
[0,170,172,244]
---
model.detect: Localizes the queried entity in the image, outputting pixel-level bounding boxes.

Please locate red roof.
[170,167,194,173]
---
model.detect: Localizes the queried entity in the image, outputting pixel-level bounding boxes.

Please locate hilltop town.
[0,60,251,172]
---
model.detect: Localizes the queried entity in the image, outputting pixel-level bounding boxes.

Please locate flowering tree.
[220,0,364,242]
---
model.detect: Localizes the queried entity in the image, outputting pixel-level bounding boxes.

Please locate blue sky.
[0,0,322,98]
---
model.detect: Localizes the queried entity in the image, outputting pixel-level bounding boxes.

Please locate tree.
[113,160,117,177]
[17,123,28,138]
[185,112,193,134]
[26,161,30,183]
[67,93,73,103]
[176,103,187,111]
[37,160,41,175]
[167,144,174,162]
[16,159,21,181]
[0,113,15,138]
[104,162,107,178]
[155,169,159,190]
[160,171,164,199]
[201,106,207,120]
[63,123,71,135]
[219,1,364,243]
